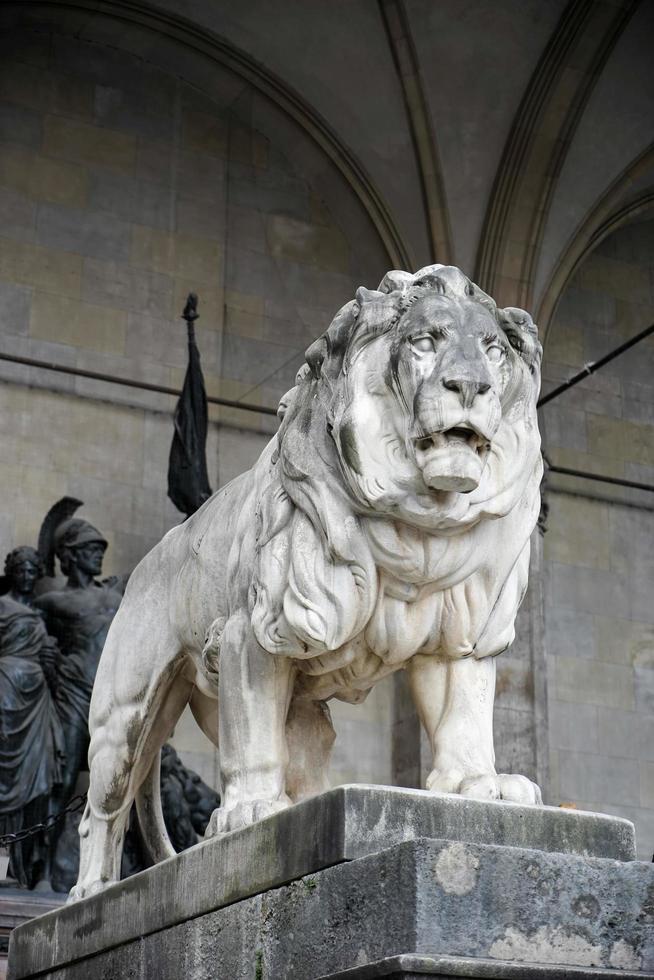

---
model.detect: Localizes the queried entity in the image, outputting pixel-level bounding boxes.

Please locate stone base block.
[8,786,652,979]
[318,955,653,978]
[0,888,64,980]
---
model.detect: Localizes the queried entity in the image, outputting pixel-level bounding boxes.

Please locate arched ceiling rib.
[537,144,654,334]
[378,0,452,265]
[534,0,654,311]
[5,0,414,270]
[475,0,639,309]
[146,0,432,270]
[406,0,567,277]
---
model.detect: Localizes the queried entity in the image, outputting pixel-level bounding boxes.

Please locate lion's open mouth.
[412,422,490,493]
[413,424,488,457]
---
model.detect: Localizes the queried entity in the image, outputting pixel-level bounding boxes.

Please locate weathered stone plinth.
[0,888,64,979]
[8,786,653,979]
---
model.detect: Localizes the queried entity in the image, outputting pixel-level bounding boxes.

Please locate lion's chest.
[294,513,530,702]
[295,568,502,701]
[360,518,498,663]
[364,570,489,664]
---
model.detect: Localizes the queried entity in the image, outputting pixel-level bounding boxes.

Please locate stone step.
[11,837,653,978]
[8,786,645,979]
[319,953,652,979]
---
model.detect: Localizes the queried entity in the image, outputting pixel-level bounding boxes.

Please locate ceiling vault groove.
[378,0,453,267]
[475,0,594,296]
[537,143,654,337]
[475,0,639,311]
[6,0,413,270]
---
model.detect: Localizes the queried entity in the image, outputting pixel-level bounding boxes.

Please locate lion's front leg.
[206,612,295,837]
[407,654,542,805]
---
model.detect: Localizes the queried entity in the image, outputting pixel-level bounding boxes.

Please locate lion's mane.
[250,265,542,664]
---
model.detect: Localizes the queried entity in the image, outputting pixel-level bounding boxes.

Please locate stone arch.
[378,0,453,265]
[1,0,411,270]
[537,144,654,340]
[475,0,637,309]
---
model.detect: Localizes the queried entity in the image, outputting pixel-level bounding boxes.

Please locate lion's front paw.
[495,773,543,804]
[204,797,291,838]
[67,877,113,904]
[427,769,542,805]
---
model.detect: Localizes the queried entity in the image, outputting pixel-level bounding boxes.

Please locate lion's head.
[252,266,542,659]
[280,265,541,527]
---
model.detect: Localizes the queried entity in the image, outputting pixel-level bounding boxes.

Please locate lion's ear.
[499,307,543,373]
[377,270,414,294]
[351,286,407,349]
[304,336,327,380]
[304,299,359,381]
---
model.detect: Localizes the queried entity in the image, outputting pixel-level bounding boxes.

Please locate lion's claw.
[427,769,542,805]
[495,773,543,804]
[67,878,114,903]
[205,797,291,838]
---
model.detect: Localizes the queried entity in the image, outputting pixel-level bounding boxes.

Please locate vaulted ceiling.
[4,0,654,329]
[149,0,653,323]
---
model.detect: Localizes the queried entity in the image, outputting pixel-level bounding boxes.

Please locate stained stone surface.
[9,837,654,979]
[319,957,654,980]
[8,786,650,980]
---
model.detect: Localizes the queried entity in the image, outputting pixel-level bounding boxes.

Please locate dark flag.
[167,293,213,519]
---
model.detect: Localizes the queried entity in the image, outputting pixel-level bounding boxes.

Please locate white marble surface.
[73,265,543,899]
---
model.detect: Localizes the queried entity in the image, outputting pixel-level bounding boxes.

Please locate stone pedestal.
[8,786,654,979]
[0,888,64,980]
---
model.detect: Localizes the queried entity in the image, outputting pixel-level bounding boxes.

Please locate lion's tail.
[135,750,176,864]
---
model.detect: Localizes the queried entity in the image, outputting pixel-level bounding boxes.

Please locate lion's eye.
[486,344,504,363]
[411,336,436,353]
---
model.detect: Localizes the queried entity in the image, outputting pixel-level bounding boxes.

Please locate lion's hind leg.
[72,668,192,901]
[70,611,192,901]
[71,702,140,902]
[285,698,335,802]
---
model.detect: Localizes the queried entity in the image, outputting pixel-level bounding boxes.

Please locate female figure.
[0,547,64,888]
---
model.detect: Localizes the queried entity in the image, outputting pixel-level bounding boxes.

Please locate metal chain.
[0,794,87,848]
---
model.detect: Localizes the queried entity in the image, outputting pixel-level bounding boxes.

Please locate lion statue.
[72,264,543,900]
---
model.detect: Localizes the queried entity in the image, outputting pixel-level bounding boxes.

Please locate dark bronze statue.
[0,547,64,888]
[35,519,124,807]
[0,500,219,893]
[3,546,41,607]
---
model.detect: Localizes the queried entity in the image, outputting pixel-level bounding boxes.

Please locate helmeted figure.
[36,519,123,806]
[0,547,64,887]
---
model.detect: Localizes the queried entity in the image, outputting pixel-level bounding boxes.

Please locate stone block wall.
[542,215,654,859]
[0,27,385,435]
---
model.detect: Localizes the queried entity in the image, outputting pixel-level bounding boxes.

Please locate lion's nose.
[442,377,491,409]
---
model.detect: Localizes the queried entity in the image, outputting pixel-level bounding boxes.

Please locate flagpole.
[182,292,199,346]
[168,292,213,518]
